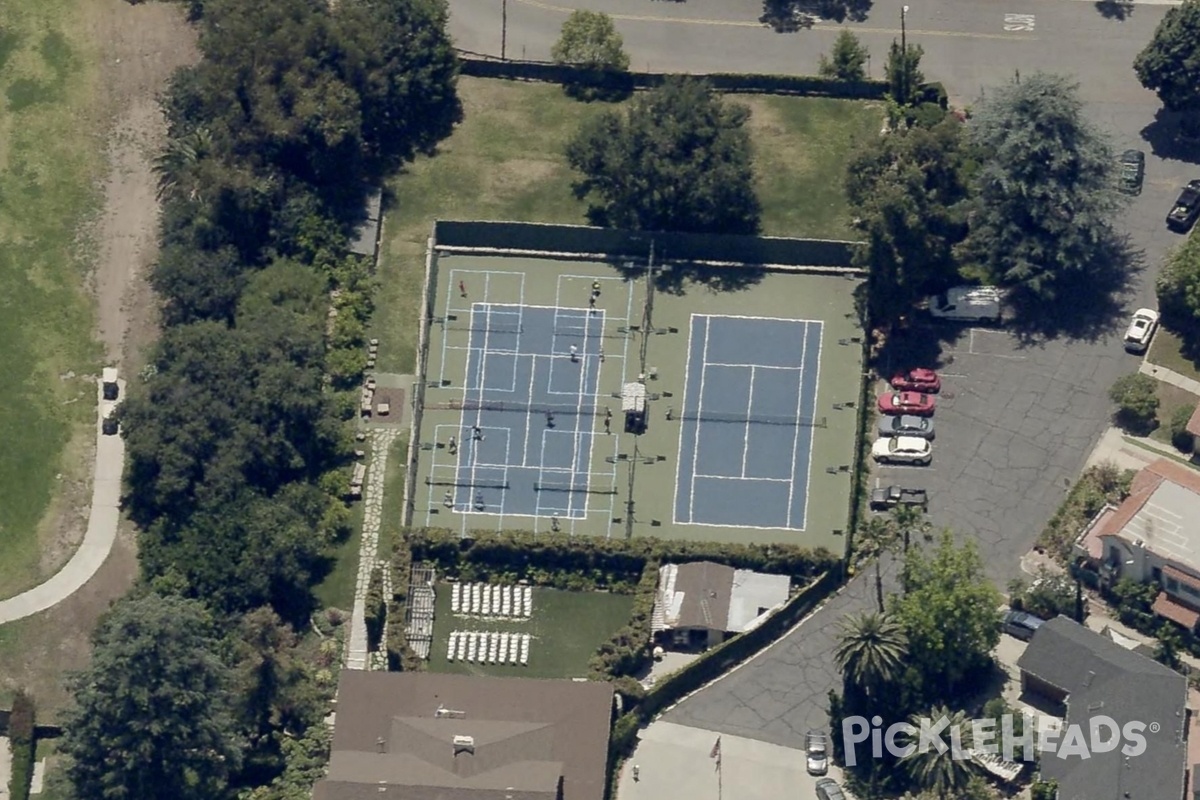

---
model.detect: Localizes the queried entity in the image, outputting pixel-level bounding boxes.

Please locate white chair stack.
[509,634,519,665]
[520,634,530,665]
[471,584,481,614]
[457,632,467,661]
[499,632,510,663]
[467,632,478,662]
[451,583,461,613]
[502,586,512,617]
[524,586,533,617]
[491,587,502,615]
[447,632,458,662]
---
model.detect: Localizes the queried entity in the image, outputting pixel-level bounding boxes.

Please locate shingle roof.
[672,562,734,631]
[1017,617,1187,800]
[313,671,613,800]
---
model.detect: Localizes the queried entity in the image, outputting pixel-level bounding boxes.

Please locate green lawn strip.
[1122,435,1197,468]
[372,77,880,376]
[1147,329,1200,383]
[426,584,633,679]
[1148,381,1199,447]
[0,1,106,597]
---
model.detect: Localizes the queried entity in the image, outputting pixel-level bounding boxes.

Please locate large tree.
[1156,231,1200,344]
[819,30,869,82]
[890,532,1001,700]
[566,77,761,234]
[834,612,910,699]
[1134,0,1200,139]
[60,594,242,800]
[845,117,972,328]
[959,72,1123,301]
[551,10,630,72]
[901,706,979,799]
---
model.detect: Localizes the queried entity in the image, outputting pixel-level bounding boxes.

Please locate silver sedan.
[877,414,935,440]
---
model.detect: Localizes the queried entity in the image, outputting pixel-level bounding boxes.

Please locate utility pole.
[501,0,508,60]
[900,5,910,104]
[625,442,638,540]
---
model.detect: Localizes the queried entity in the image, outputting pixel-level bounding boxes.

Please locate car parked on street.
[806,730,828,776]
[1123,308,1159,353]
[1118,149,1145,195]
[878,414,935,440]
[878,390,936,416]
[871,436,932,465]
[891,368,941,393]
[1167,180,1200,232]
[870,485,929,510]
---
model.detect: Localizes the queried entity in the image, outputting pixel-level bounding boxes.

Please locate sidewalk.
[1140,361,1200,396]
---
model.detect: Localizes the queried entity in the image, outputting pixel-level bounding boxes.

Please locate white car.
[871,436,932,465]
[1124,308,1159,353]
[806,730,829,776]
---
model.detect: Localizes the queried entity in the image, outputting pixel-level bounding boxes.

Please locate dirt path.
[0,0,196,712]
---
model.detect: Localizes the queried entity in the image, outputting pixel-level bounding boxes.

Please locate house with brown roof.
[1076,458,1200,630]
[650,561,790,650]
[313,671,614,800]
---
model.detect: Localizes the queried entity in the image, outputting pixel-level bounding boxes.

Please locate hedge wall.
[457,55,890,100]
[588,562,660,679]
[407,527,837,592]
[7,689,35,800]
[385,539,423,671]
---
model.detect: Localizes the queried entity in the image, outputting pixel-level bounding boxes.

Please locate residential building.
[313,671,613,800]
[1016,617,1188,800]
[1076,458,1200,630]
[650,561,790,650]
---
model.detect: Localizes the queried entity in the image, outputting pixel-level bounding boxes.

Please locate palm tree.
[902,705,979,799]
[855,516,897,612]
[889,504,932,593]
[833,612,909,698]
[154,127,215,202]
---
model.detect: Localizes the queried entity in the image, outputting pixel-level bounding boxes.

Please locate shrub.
[1168,403,1196,453]
[1037,464,1135,562]
[365,566,386,652]
[1109,373,1159,434]
[588,562,659,679]
[7,689,36,800]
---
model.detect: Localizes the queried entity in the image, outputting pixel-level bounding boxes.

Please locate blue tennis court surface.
[674,315,823,530]
[445,303,611,519]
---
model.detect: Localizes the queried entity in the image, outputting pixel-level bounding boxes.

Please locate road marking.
[1003,13,1035,31]
[515,0,1037,40]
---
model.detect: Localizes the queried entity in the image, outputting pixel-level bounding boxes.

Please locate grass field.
[1149,381,1200,449]
[373,77,882,375]
[0,1,107,597]
[426,584,634,679]
[1148,329,1200,383]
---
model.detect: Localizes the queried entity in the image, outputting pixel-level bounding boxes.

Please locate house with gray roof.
[651,561,790,650]
[313,671,613,800]
[1016,617,1188,800]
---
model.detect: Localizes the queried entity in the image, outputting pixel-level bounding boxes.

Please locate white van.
[926,286,1006,324]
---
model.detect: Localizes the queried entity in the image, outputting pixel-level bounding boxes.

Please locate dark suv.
[1167,180,1200,233]
[1118,149,1145,195]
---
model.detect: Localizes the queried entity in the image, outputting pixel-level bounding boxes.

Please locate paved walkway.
[346,428,400,670]
[1140,361,1200,396]
[0,378,126,625]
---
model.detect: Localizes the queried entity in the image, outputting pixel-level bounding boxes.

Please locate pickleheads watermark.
[841,714,1157,766]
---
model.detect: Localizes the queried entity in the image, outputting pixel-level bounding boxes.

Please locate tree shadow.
[1004,232,1142,344]
[869,318,963,377]
[1094,0,1134,19]
[1139,109,1200,164]
[760,0,872,29]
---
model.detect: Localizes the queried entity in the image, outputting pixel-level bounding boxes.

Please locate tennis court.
[674,315,823,530]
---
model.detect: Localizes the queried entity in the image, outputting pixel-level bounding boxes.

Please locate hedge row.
[7,689,36,800]
[457,56,890,100]
[365,566,386,653]
[588,562,661,679]
[385,540,423,671]
[408,527,837,592]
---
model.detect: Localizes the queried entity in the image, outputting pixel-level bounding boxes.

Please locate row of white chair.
[447,631,530,665]
[450,583,533,617]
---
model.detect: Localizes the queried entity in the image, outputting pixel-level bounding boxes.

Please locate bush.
[1109,373,1160,434]
[7,689,36,800]
[588,562,659,679]
[365,566,386,652]
[1168,403,1196,453]
[385,539,423,671]
[1037,464,1134,562]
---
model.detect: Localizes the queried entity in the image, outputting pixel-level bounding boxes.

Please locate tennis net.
[425,477,510,490]
[427,400,826,427]
[444,322,523,335]
[535,481,619,495]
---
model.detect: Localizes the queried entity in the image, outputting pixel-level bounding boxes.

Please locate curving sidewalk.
[0,378,125,625]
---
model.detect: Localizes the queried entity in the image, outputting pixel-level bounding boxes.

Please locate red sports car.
[891,368,941,393]
[878,390,936,416]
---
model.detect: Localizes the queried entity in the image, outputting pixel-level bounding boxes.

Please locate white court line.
[704,362,805,371]
[671,314,698,526]
[694,474,792,483]
[784,321,811,529]
[522,355,537,467]
[795,320,824,532]
[566,307,594,520]
[467,280,494,520]
[686,317,712,524]
[741,366,755,479]
[692,312,824,324]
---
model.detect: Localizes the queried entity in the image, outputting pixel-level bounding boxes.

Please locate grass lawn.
[1149,381,1199,450]
[1147,329,1200,383]
[0,1,107,597]
[426,584,634,679]
[373,77,882,374]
